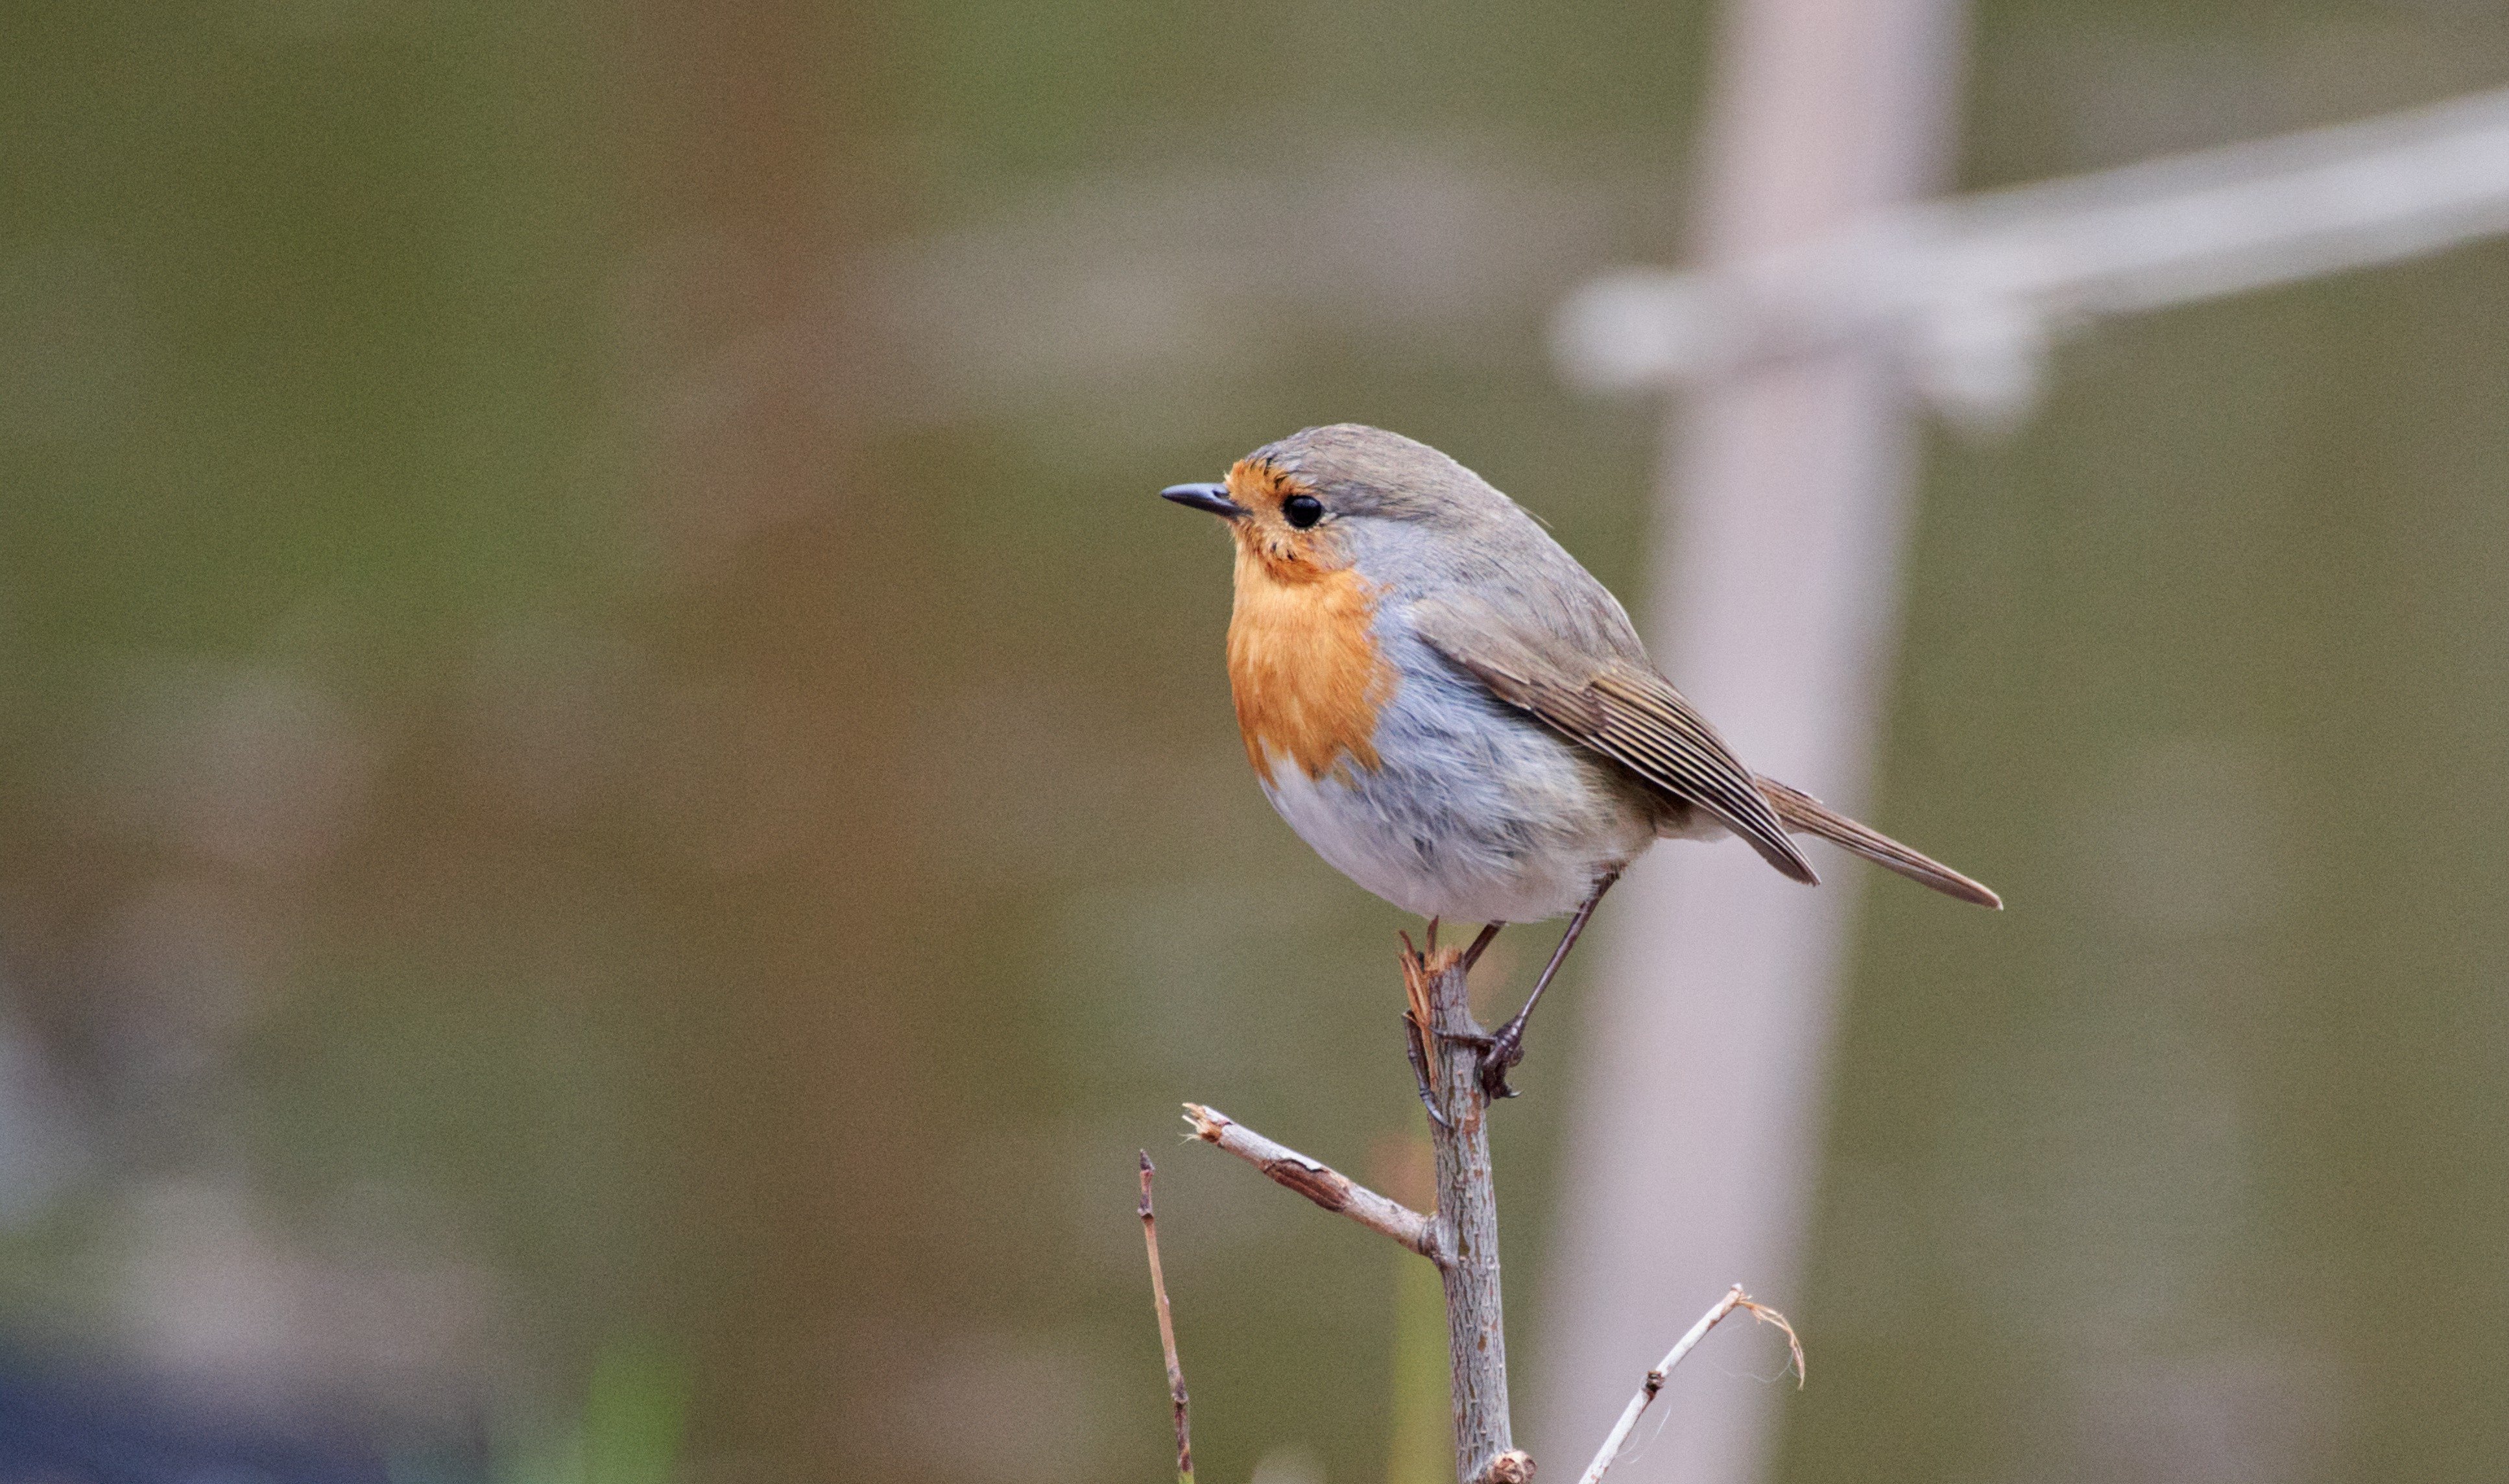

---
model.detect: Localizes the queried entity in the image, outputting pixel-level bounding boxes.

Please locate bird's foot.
[1474,1023,1526,1101]
[1431,1025,1523,1102]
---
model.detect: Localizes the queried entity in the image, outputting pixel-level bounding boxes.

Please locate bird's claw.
[1403,1013,1452,1131]
[1476,1028,1525,1101]
[1432,1026,1524,1103]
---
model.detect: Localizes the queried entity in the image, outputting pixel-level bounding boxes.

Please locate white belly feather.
[1254,682,1661,925]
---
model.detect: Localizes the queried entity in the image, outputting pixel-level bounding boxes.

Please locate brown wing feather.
[1419,622,1818,885]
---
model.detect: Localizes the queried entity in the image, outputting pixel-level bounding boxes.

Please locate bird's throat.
[1226,544,1395,785]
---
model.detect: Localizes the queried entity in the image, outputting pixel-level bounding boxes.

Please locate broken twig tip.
[1575,1284,1807,1484]
[1737,1294,1805,1389]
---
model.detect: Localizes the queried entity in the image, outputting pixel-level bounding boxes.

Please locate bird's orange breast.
[1226,543,1396,785]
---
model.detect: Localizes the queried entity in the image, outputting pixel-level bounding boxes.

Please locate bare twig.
[1138,1153,1194,1484]
[1576,1285,1805,1484]
[1182,1105,1439,1260]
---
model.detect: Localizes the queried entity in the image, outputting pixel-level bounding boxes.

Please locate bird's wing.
[1410,595,1818,885]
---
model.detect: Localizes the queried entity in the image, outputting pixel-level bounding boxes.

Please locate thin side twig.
[1576,1284,1804,1484]
[1138,1153,1194,1484]
[1182,1104,1441,1260]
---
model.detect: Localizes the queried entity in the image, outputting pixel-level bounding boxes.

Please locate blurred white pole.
[1532,2,1967,1482]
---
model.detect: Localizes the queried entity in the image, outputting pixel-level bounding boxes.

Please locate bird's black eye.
[1282,494,1325,529]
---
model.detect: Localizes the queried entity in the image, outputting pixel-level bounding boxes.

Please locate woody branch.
[1182,934,1531,1484]
[1168,936,1805,1484]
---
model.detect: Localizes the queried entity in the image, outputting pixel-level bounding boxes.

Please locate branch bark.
[1403,940,1533,1484]
[1182,1105,1439,1259]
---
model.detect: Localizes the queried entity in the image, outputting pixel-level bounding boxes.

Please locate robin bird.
[1164,424,1998,1101]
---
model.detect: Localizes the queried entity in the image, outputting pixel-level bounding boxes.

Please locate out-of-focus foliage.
[0,1,2504,1481]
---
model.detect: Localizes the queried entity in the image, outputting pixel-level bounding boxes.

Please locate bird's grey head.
[1249,424,1521,527]
[1160,424,1535,579]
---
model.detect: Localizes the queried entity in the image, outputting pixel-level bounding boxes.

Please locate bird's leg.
[1400,922,1494,1131]
[1402,1013,1450,1131]
[1475,871,1620,1099]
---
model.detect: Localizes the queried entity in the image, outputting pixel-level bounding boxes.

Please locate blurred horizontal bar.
[1557,83,2509,422]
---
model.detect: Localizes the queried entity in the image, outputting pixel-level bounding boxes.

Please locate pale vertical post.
[1535,2,1970,1482]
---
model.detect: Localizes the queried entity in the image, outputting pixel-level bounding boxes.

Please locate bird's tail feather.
[1755,776,2002,909]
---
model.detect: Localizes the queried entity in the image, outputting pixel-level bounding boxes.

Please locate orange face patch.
[1223,458,1340,574]
[1222,460,1395,784]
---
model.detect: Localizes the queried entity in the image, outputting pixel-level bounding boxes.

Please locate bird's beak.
[1161,481,1245,520]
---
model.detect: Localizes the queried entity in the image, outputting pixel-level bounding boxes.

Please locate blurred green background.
[1,1,2504,1481]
